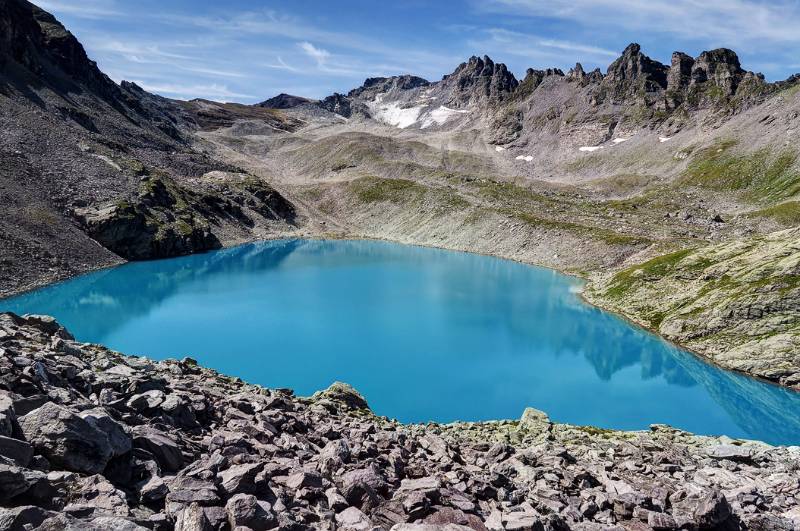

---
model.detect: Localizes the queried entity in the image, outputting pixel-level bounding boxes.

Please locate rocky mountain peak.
[347,74,429,99]
[440,54,518,106]
[691,48,746,95]
[603,42,669,94]
[0,0,121,103]
[257,93,314,109]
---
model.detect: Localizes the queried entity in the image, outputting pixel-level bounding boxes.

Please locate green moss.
[348,176,425,205]
[682,141,800,202]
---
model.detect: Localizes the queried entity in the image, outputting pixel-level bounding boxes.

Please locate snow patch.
[495,146,506,152]
[579,146,603,152]
[370,101,424,129]
[659,136,672,143]
[420,106,469,129]
[515,155,534,162]
[612,138,629,144]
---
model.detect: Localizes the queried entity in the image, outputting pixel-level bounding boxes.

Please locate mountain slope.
[0,0,298,296]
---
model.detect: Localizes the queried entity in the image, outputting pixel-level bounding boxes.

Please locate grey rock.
[78,408,132,457]
[0,464,29,501]
[0,434,34,466]
[0,393,17,438]
[225,494,276,530]
[336,506,373,530]
[0,505,56,530]
[175,503,214,531]
[19,402,112,474]
[693,490,731,527]
[502,511,545,531]
[218,462,262,496]
[706,444,753,461]
[126,390,166,411]
[131,425,183,472]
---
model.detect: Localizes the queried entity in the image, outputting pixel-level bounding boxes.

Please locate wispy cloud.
[298,42,331,66]
[467,28,619,70]
[476,0,800,47]
[34,0,122,19]
[129,80,254,102]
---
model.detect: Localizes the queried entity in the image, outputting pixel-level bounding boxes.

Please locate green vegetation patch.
[350,176,425,204]
[348,176,469,213]
[471,180,553,206]
[502,209,649,246]
[682,140,800,202]
[605,248,695,299]
[746,201,800,226]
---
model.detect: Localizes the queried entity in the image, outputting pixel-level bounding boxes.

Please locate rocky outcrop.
[439,56,519,107]
[348,76,430,99]
[0,312,798,530]
[318,93,369,118]
[598,43,669,103]
[667,52,695,93]
[75,174,296,261]
[691,49,746,95]
[586,226,800,389]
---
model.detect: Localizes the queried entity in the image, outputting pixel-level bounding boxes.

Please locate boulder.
[706,444,753,462]
[0,505,56,530]
[0,464,29,501]
[175,503,214,531]
[311,382,370,411]
[67,474,129,517]
[218,462,262,496]
[225,494,276,530]
[131,426,183,472]
[78,408,132,457]
[0,393,17,438]
[0,434,33,467]
[340,466,387,509]
[18,402,112,474]
[126,390,166,411]
[336,506,373,530]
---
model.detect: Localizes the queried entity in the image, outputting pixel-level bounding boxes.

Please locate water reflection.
[2,239,799,445]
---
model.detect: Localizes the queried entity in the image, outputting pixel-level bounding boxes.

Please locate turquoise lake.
[2,239,799,445]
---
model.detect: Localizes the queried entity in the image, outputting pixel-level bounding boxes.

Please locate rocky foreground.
[0,313,799,531]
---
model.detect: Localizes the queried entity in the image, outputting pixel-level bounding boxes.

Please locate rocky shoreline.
[1,312,799,530]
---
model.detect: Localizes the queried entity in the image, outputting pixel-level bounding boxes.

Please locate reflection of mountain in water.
[2,238,799,444]
[0,239,305,340]
[666,347,800,444]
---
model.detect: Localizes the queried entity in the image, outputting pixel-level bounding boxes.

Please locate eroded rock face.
[692,48,745,95]
[667,51,695,93]
[0,312,798,530]
[75,174,296,261]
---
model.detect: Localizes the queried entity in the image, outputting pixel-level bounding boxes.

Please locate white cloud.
[298,42,331,66]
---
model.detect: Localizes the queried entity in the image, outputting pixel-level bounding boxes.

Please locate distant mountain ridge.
[263,42,797,135]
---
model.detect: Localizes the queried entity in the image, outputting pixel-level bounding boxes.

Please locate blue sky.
[34,0,800,103]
